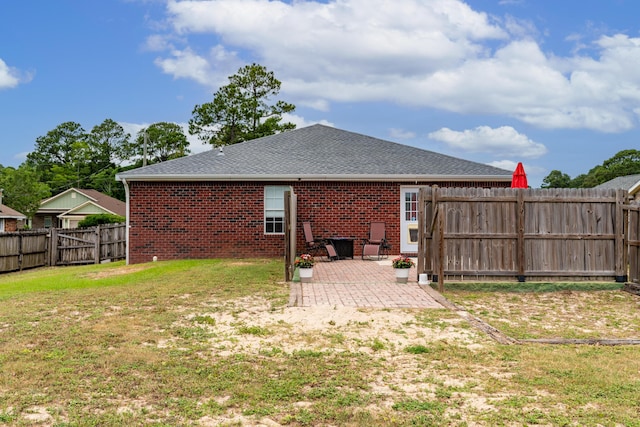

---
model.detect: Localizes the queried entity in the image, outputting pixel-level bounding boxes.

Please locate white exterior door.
[400,187,419,253]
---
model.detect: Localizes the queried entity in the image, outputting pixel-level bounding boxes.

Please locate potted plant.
[392,255,414,283]
[295,254,315,283]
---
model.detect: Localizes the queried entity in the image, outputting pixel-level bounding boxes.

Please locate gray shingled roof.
[0,203,26,219]
[594,174,640,192]
[117,124,511,182]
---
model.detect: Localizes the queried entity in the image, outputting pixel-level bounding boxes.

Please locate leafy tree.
[542,149,640,189]
[189,63,296,146]
[86,119,131,167]
[0,165,50,219]
[541,170,573,188]
[566,149,640,188]
[24,119,129,199]
[122,122,190,166]
[84,119,130,199]
[25,121,87,188]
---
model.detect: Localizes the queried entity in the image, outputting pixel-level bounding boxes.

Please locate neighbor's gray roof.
[594,174,640,193]
[117,124,512,182]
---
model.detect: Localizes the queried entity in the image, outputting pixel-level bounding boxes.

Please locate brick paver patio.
[289,257,443,309]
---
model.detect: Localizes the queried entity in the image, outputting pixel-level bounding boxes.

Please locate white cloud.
[150,0,640,133]
[488,159,544,175]
[298,99,331,112]
[488,160,547,187]
[488,159,518,171]
[153,48,216,87]
[0,58,25,89]
[428,125,547,158]
[282,113,333,129]
[389,128,416,140]
[158,0,506,83]
[13,151,29,162]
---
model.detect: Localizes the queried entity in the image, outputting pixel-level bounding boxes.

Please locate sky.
[2,0,640,188]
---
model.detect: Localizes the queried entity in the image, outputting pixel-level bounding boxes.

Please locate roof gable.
[117,124,511,182]
[40,188,94,210]
[58,201,117,218]
[39,188,125,216]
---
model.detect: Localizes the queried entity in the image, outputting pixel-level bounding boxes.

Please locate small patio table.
[328,237,355,259]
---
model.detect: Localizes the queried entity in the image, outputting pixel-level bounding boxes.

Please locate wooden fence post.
[94,225,101,265]
[18,233,23,271]
[429,186,445,291]
[615,189,626,282]
[516,189,526,282]
[437,208,445,292]
[417,188,425,280]
[49,228,57,266]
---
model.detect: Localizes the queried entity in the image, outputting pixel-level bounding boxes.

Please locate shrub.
[78,214,125,228]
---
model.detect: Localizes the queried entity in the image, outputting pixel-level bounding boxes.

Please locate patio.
[289,257,444,309]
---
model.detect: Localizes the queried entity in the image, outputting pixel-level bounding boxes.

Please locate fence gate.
[627,204,640,286]
[284,189,297,281]
[418,187,630,290]
[50,227,100,266]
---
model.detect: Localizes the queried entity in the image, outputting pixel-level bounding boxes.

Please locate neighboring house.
[0,195,26,232]
[32,188,126,229]
[594,174,640,199]
[117,124,512,264]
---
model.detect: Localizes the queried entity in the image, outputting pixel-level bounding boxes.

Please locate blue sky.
[2,0,640,187]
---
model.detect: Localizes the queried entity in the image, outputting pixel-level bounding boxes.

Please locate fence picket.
[0,223,126,274]
[418,187,639,286]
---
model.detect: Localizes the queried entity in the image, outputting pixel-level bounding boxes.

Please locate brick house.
[117,125,511,264]
[0,200,26,233]
[32,188,126,229]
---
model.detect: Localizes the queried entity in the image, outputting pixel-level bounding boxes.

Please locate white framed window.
[44,216,52,228]
[264,186,289,234]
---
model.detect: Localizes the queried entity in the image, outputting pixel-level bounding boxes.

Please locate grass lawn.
[0,261,639,426]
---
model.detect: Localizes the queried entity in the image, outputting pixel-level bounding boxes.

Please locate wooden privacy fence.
[0,223,126,274]
[417,187,636,288]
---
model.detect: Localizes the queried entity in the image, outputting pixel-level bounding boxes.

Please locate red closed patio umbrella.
[511,162,528,188]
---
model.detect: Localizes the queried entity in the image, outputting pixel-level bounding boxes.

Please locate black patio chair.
[302,222,338,260]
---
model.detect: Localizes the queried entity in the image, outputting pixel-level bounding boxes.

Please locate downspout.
[121,178,130,265]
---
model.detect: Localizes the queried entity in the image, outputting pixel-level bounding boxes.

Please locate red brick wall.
[294,181,399,257]
[127,180,509,263]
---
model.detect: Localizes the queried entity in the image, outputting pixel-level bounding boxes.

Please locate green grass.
[441,281,624,293]
[1,261,639,426]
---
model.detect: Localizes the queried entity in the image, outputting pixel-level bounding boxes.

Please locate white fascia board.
[0,214,26,220]
[116,174,512,182]
[628,179,640,195]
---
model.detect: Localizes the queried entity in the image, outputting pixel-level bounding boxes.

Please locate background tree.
[0,165,50,219]
[24,119,130,199]
[582,149,640,187]
[85,119,130,199]
[541,170,573,188]
[25,121,87,190]
[189,63,296,147]
[86,119,130,167]
[122,122,190,166]
[541,149,640,189]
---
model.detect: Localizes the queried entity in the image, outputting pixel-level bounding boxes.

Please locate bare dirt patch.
[83,265,149,279]
[447,289,640,340]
